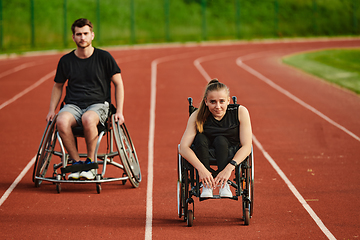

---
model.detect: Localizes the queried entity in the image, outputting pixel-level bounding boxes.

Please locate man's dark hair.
[71,18,93,34]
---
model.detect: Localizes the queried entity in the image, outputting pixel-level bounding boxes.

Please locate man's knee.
[81,111,99,129]
[57,112,77,131]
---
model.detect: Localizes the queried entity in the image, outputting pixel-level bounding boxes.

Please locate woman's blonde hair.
[195,79,230,133]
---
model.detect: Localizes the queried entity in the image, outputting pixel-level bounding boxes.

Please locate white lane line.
[0,70,55,110]
[0,62,37,79]
[0,71,55,206]
[236,58,360,142]
[0,156,36,207]
[194,53,337,240]
[146,53,196,240]
[252,135,336,240]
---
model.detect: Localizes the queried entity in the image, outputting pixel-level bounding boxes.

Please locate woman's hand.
[198,168,216,189]
[214,164,235,187]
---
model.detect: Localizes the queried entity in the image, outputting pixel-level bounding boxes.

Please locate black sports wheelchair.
[177,97,254,227]
[32,104,141,193]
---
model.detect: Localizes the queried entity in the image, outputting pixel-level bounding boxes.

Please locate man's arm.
[46,82,64,122]
[111,73,125,124]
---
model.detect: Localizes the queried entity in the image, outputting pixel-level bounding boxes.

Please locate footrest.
[60,163,99,174]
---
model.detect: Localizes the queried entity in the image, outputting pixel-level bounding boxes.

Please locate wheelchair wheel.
[249,151,254,217]
[34,118,57,188]
[113,116,141,188]
[187,210,194,227]
[33,120,52,182]
[177,149,186,219]
[243,204,250,226]
[241,154,253,225]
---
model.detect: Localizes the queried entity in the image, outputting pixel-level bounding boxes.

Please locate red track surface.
[0,39,359,239]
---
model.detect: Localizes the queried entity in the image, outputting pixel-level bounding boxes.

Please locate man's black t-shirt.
[54,48,121,109]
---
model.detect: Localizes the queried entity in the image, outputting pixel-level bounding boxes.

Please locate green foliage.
[0,0,359,52]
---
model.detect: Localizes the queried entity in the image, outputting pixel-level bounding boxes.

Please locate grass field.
[283,48,360,95]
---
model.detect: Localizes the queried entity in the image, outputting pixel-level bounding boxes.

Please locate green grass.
[282,49,360,95]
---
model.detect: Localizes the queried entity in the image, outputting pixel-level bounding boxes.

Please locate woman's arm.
[214,106,252,186]
[179,111,216,189]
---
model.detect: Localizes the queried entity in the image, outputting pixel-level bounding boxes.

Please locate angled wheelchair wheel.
[187,210,194,227]
[249,150,254,217]
[177,147,186,219]
[113,116,141,188]
[241,150,254,225]
[34,117,57,188]
[32,120,52,182]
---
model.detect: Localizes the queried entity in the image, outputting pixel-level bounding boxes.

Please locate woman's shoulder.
[238,105,250,121]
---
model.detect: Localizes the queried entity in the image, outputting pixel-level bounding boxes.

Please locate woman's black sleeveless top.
[203,104,240,146]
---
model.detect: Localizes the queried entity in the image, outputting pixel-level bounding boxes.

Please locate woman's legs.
[213,136,231,173]
[193,133,212,172]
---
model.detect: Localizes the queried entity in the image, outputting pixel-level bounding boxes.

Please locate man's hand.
[46,110,56,122]
[114,112,124,124]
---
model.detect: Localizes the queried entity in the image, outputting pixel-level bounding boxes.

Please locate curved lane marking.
[236,57,360,142]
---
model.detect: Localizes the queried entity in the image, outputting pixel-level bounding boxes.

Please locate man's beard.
[76,40,91,49]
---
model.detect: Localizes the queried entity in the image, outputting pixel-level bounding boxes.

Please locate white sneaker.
[219,182,232,198]
[200,186,213,198]
[80,169,96,180]
[68,160,83,180]
[68,171,80,180]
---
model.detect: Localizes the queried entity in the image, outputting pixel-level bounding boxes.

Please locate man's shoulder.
[59,50,76,62]
[94,48,112,57]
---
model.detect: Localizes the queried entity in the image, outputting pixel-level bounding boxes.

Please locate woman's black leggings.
[193,133,231,176]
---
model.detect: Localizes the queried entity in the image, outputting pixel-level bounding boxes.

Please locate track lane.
[0,39,359,239]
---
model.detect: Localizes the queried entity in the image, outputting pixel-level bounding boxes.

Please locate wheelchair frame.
[177,97,254,227]
[32,107,141,194]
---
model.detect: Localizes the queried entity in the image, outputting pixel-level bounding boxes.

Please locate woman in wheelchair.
[179,79,252,198]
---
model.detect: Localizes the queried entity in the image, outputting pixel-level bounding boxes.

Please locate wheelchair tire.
[32,120,52,182]
[243,206,250,226]
[177,147,186,219]
[249,151,254,217]
[113,116,141,188]
[187,210,194,227]
[34,118,57,188]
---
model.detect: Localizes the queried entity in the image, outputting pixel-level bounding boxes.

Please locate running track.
[0,38,359,239]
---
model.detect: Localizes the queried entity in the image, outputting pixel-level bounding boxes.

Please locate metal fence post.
[201,0,207,41]
[63,0,67,47]
[130,0,135,44]
[0,0,3,50]
[97,0,100,44]
[31,0,35,48]
[235,0,240,39]
[353,0,358,34]
[274,0,278,37]
[313,0,318,35]
[164,0,170,42]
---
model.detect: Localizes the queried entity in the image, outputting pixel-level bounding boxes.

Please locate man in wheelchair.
[179,79,252,198]
[46,18,124,180]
